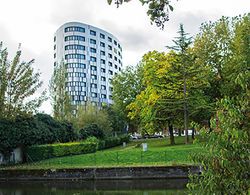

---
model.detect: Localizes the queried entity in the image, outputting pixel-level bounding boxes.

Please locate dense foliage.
[79,123,105,139]
[98,134,130,150]
[0,114,77,155]
[26,134,130,162]
[107,0,175,29]
[73,103,113,135]
[0,42,46,119]
[187,14,250,194]
[49,61,72,122]
[26,139,97,161]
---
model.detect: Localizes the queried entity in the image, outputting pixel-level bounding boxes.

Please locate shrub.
[26,140,97,162]
[0,114,78,156]
[79,123,104,139]
[98,134,130,150]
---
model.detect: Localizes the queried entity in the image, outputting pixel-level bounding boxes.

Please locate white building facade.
[54,22,123,106]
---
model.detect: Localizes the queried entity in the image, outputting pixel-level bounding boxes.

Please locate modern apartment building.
[54,22,123,106]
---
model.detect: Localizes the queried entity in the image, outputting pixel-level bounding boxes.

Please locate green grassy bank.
[1,136,202,170]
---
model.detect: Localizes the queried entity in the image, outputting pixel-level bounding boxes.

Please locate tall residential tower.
[54,22,123,106]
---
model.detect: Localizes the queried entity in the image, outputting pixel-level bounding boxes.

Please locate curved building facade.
[54,22,123,106]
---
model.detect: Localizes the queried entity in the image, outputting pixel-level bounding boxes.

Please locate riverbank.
[0,165,200,181]
[1,137,201,170]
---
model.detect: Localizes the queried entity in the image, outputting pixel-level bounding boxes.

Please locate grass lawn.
[2,136,202,170]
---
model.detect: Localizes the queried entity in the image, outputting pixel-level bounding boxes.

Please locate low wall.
[0,166,201,181]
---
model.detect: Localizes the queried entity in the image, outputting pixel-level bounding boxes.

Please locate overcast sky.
[0,0,249,114]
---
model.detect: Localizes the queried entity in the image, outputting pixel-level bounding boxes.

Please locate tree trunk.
[192,126,195,140]
[178,129,182,136]
[169,124,175,145]
[184,76,189,144]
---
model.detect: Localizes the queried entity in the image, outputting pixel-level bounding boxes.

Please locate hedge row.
[26,141,97,162]
[98,135,130,150]
[26,134,130,162]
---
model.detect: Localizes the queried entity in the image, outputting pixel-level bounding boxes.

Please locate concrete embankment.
[0,166,200,181]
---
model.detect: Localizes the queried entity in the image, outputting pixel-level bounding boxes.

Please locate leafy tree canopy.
[107,0,175,29]
[0,42,46,120]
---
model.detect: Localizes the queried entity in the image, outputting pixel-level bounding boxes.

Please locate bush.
[26,140,97,161]
[0,114,78,155]
[79,123,104,139]
[98,134,130,150]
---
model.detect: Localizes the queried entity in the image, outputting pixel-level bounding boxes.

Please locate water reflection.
[0,179,187,195]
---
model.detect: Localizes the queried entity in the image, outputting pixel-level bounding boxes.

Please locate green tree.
[128,47,208,144]
[0,42,46,119]
[49,61,73,121]
[188,14,250,194]
[112,64,144,132]
[166,24,192,144]
[103,105,127,133]
[73,102,112,136]
[107,0,175,29]
[165,24,208,143]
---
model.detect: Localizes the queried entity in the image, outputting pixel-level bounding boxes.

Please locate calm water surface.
[0,179,187,195]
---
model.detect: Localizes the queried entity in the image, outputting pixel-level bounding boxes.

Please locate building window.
[100,33,105,39]
[101,59,105,64]
[101,85,106,90]
[101,76,106,81]
[91,66,97,71]
[90,47,96,53]
[119,67,121,71]
[100,42,105,47]
[54,53,56,58]
[101,68,106,73]
[108,45,112,50]
[90,30,96,36]
[108,53,112,59]
[100,51,105,55]
[65,63,86,68]
[91,74,97,80]
[114,56,118,61]
[114,40,117,45]
[91,93,97,98]
[91,83,97,88]
[67,72,86,77]
[54,36,56,42]
[90,39,96,44]
[101,94,107,99]
[65,44,85,50]
[65,26,85,33]
[109,70,113,75]
[65,54,86,60]
[90,56,96,62]
[54,45,56,50]
[108,37,112,42]
[115,65,118,69]
[109,95,113,100]
[108,62,113,67]
[65,35,85,42]
[109,87,113,91]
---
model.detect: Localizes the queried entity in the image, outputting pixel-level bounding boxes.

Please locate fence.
[20,149,189,168]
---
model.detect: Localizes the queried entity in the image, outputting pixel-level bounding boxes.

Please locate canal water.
[0,179,187,194]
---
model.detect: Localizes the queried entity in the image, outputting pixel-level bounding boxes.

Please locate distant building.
[54,22,123,106]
